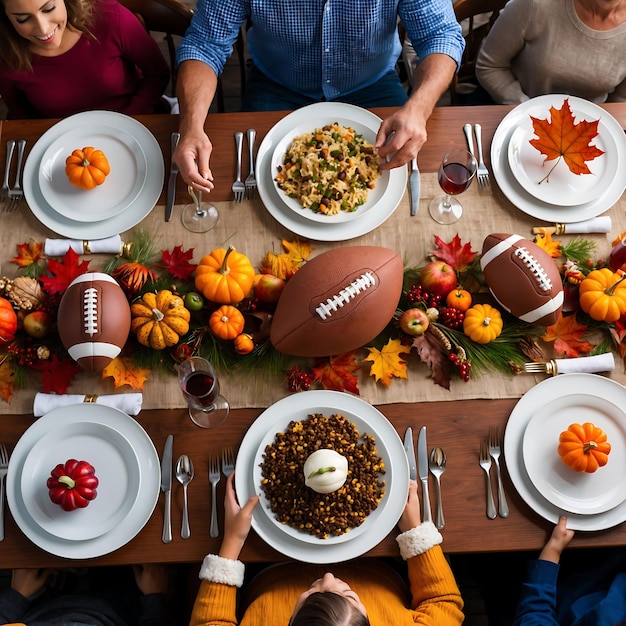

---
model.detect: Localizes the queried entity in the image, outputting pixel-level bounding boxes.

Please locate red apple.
[399,308,430,336]
[22,310,52,338]
[419,261,457,298]
[254,274,285,304]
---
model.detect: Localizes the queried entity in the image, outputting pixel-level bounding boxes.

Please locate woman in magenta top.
[0,0,170,119]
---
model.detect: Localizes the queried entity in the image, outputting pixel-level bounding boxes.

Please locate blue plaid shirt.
[176,0,464,100]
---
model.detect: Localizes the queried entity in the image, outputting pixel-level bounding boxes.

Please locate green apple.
[184,291,204,311]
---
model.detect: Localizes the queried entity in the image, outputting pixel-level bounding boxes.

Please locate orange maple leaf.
[11,241,44,267]
[311,351,360,394]
[534,230,562,259]
[364,338,410,387]
[430,234,478,272]
[542,314,595,358]
[102,357,151,390]
[0,358,15,403]
[281,238,314,268]
[529,99,604,181]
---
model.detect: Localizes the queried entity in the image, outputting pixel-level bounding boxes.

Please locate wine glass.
[429,149,477,225]
[181,185,219,233]
[178,357,229,428]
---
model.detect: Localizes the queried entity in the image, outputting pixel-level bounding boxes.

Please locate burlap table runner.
[1,173,624,414]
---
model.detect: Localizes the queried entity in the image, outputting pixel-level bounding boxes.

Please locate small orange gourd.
[578,268,626,323]
[463,303,503,344]
[195,246,255,305]
[234,333,255,355]
[209,305,245,340]
[0,296,17,344]
[558,422,611,473]
[65,146,111,190]
[445,288,472,312]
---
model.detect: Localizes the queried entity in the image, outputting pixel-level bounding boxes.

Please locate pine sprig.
[559,237,598,267]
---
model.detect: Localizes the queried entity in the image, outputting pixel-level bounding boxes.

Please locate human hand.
[398,479,421,533]
[539,516,574,564]
[133,564,169,595]
[173,130,215,195]
[375,103,427,171]
[218,473,259,561]
[11,568,53,599]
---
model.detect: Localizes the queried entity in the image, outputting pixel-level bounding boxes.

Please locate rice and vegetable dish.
[275,123,381,216]
[259,412,386,539]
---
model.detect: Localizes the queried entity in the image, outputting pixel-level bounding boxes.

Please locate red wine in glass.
[439,162,473,195]
[183,371,219,408]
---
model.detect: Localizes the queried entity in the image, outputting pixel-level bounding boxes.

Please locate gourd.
[558,422,611,473]
[445,288,472,312]
[234,333,254,355]
[579,268,626,323]
[303,449,349,493]
[463,303,503,344]
[195,246,255,305]
[0,297,17,344]
[65,146,111,190]
[209,305,245,340]
[130,290,191,350]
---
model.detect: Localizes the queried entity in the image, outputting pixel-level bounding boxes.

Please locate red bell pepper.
[47,459,99,511]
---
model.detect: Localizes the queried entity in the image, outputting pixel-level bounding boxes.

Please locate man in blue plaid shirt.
[174,0,465,192]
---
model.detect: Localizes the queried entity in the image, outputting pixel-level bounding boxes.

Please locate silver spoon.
[175,454,194,539]
[429,446,446,529]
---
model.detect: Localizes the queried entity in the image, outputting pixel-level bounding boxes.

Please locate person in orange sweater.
[190,474,464,625]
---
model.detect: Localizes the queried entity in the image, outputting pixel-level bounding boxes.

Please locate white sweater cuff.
[395,521,443,560]
[198,554,245,587]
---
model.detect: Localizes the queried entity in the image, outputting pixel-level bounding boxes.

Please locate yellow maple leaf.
[0,358,15,402]
[534,230,562,259]
[364,338,410,387]
[282,238,314,268]
[102,357,151,390]
[259,251,295,280]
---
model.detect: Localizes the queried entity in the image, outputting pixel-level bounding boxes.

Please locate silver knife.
[418,426,432,523]
[409,158,420,216]
[160,434,173,543]
[403,427,417,480]
[165,132,180,222]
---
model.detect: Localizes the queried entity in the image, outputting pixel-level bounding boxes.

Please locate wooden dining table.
[0,103,625,569]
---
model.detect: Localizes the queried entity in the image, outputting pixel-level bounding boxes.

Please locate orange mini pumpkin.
[557,422,611,473]
[209,305,245,340]
[65,146,111,190]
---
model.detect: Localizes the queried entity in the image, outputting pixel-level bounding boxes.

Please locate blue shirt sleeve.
[513,559,561,626]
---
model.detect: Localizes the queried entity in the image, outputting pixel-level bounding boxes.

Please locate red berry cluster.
[406,284,442,308]
[286,366,315,392]
[439,307,465,329]
[448,352,472,382]
[7,342,39,367]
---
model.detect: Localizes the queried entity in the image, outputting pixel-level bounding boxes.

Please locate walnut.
[8,276,44,311]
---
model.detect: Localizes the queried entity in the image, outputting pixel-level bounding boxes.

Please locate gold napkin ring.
[83,240,91,255]
[83,394,98,403]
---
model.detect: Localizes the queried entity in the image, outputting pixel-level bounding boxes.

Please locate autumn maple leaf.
[159,245,197,280]
[40,248,90,294]
[430,234,477,272]
[534,230,562,259]
[31,355,82,394]
[542,313,595,358]
[102,357,151,390]
[11,241,44,268]
[312,352,360,394]
[529,99,604,182]
[364,338,410,387]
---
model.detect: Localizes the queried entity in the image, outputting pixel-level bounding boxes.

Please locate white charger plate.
[271,118,389,224]
[20,421,142,541]
[491,95,626,222]
[24,111,164,239]
[257,103,407,241]
[522,393,626,515]
[235,391,409,563]
[504,374,626,530]
[7,403,160,558]
[39,124,148,222]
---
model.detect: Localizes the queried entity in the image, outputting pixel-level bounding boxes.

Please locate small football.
[57,272,131,372]
[480,233,563,326]
[270,246,403,357]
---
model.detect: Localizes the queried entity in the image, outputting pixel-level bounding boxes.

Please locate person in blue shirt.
[513,515,626,625]
[173,0,465,194]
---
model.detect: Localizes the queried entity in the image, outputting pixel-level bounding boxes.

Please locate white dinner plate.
[522,393,626,515]
[7,403,160,558]
[504,374,626,530]
[20,421,142,541]
[24,111,164,239]
[39,124,148,222]
[256,103,407,241]
[235,390,409,563]
[491,95,626,222]
[271,118,390,224]
[507,116,617,206]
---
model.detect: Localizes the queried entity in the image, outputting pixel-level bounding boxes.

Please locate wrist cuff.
[199,554,245,587]
[396,521,443,559]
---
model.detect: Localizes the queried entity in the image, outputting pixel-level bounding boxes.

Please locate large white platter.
[504,374,626,530]
[256,103,407,241]
[24,111,164,238]
[7,403,160,558]
[491,95,626,222]
[235,390,409,563]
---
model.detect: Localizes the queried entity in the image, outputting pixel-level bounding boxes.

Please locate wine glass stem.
[442,194,452,210]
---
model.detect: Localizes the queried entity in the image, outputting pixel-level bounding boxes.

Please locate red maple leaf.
[31,355,82,393]
[40,248,90,294]
[312,352,360,394]
[542,314,595,358]
[430,234,477,272]
[159,245,197,280]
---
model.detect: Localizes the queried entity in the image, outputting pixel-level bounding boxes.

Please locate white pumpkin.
[303,449,348,493]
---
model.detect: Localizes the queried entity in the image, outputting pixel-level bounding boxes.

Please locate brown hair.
[289,592,370,626]
[0,0,97,72]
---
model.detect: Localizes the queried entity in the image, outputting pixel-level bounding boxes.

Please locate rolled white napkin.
[555,352,615,375]
[44,235,122,257]
[562,216,612,234]
[33,392,142,417]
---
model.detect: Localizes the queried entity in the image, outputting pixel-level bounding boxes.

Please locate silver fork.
[1,140,15,208]
[7,140,26,212]
[0,443,9,541]
[232,131,245,203]
[473,124,490,189]
[488,426,509,518]
[222,446,235,478]
[479,440,496,520]
[244,128,256,200]
[209,454,220,538]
